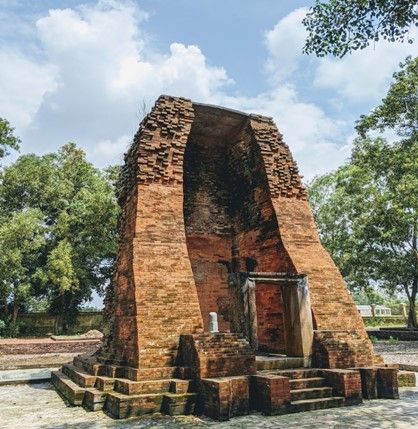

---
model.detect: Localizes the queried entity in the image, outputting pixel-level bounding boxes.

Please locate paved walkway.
[0,383,417,429]
[0,367,56,385]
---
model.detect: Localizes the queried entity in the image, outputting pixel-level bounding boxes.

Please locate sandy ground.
[374,341,418,367]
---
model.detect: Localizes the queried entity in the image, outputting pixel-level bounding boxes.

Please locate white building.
[356,304,392,317]
[357,305,372,317]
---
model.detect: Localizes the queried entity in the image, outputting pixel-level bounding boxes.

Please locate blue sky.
[1,0,417,182]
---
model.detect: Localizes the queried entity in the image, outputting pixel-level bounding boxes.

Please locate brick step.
[83,388,108,411]
[290,396,345,412]
[199,341,251,347]
[51,370,87,406]
[126,366,191,381]
[256,357,306,371]
[195,333,246,340]
[203,350,254,357]
[290,387,333,401]
[95,376,116,391]
[105,391,197,419]
[103,364,128,378]
[161,392,197,416]
[114,378,192,395]
[197,343,252,351]
[73,355,105,376]
[272,369,319,379]
[105,391,164,418]
[62,364,96,388]
[289,377,325,389]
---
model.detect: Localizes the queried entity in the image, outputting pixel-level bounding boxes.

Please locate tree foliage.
[0,143,119,333]
[0,209,45,324]
[0,118,20,160]
[303,0,417,57]
[309,59,418,327]
[356,56,418,138]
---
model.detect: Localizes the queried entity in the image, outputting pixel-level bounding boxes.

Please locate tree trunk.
[407,280,417,329]
[409,224,417,329]
[12,299,18,324]
[407,297,417,329]
[55,294,66,334]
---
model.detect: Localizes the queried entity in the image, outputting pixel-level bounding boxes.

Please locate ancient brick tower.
[99,94,374,369]
[53,96,398,419]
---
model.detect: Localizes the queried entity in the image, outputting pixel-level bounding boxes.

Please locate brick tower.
[52,96,397,420]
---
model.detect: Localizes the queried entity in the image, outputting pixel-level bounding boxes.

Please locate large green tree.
[0,143,119,333]
[309,58,418,328]
[0,209,45,324]
[303,0,417,57]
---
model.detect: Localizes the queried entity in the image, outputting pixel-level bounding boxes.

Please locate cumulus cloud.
[261,7,417,178]
[1,0,415,178]
[314,29,418,103]
[0,50,57,130]
[91,134,131,165]
[217,84,346,180]
[264,7,308,81]
[8,0,231,166]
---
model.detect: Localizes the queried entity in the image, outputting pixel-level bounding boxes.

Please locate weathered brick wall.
[183,107,296,332]
[227,123,296,274]
[249,116,371,339]
[312,331,374,368]
[178,333,256,379]
[272,198,368,336]
[183,113,234,331]
[100,96,203,368]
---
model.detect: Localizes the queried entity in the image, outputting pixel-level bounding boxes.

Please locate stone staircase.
[53,332,400,421]
[52,358,197,418]
[267,369,346,412]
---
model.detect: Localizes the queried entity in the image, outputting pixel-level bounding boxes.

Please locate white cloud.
[1,1,414,180]
[91,134,131,166]
[109,42,231,100]
[14,0,232,166]
[314,29,418,103]
[264,7,308,81]
[217,84,345,180]
[0,50,57,130]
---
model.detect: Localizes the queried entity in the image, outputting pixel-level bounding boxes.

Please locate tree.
[0,118,20,161]
[309,138,418,327]
[309,60,418,327]
[0,209,45,324]
[356,56,418,138]
[303,1,417,57]
[0,143,120,333]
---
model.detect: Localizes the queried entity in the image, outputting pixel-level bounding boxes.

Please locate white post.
[400,303,407,318]
[371,304,376,318]
[209,312,219,333]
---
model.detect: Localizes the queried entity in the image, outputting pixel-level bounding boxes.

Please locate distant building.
[356,305,392,317]
[374,305,392,316]
[357,305,372,317]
